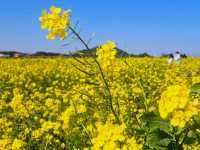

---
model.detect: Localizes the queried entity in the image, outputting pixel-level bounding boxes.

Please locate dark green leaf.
[150,119,172,133]
[191,83,200,93]
[146,130,172,150]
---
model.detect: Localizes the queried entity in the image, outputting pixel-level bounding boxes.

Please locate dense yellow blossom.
[192,76,200,84]
[11,139,26,150]
[0,139,11,149]
[59,105,74,130]
[123,137,143,150]
[39,6,70,40]
[159,85,198,128]
[10,90,29,118]
[183,144,200,150]
[92,122,125,150]
[96,41,117,69]
[159,85,190,119]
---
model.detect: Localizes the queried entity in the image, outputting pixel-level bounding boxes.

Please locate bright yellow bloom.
[0,139,11,149]
[12,139,26,150]
[10,91,29,118]
[77,104,87,113]
[170,101,198,128]
[183,144,200,150]
[132,87,143,95]
[192,76,200,84]
[159,85,198,128]
[32,129,43,139]
[96,41,117,69]
[91,122,125,150]
[124,137,143,150]
[39,6,70,40]
[59,106,74,130]
[159,85,190,119]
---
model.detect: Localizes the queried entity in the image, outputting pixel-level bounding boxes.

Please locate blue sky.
[0,0,200,56]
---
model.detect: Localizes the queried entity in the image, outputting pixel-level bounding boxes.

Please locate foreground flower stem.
[68,26,121,124]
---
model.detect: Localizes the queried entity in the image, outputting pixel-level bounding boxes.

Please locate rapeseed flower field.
[0,5,200,150]
[0,56,200,149]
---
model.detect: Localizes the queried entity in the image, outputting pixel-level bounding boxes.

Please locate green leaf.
[146,130,172,150]
[141,111,172,133]
[184,137,197,145]
[135,128,146,136]
[191,83,200,93]
[141,112,174,149]
[150,119,172,133]
[140,111,157,123]
[194,115,200,127]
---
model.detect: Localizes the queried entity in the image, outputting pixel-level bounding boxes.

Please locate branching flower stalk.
[39,6,121,124]
[68,25,121,124]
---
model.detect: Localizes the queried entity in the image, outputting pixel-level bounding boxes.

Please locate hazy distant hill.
[0,48,156,58]
[0,51,26,57]
[31,51,66,57]
[71,47,129,57]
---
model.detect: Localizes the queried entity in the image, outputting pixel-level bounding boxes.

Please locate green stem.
[69,26,120,124]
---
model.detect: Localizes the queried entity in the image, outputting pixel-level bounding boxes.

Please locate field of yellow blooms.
[0,53,200,149]
[0,5,199,150]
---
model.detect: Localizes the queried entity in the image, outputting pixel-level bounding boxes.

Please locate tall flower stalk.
[39,6,121,124]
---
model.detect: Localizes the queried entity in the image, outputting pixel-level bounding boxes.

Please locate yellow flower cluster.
[39,6,70,40]
[183,144,200,150]
[192,76,200,84]
[92,122,142,150]
[159,85,198,128]
[96,41,117,69]
[10,89,29,118]
[0,139,11,149]
[0,138,26,150]
[11,139,26,150]
[59,105,74,130]
[124,137,143,150]
[92,122,125,150]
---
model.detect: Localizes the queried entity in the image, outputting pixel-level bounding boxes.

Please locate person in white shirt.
[174,51,181,64]
[168,53,174,65]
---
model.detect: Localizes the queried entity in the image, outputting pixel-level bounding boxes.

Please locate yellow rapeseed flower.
[0,139,11,149]
[39,6,70,40]
[91,122,125,150]
[12,139,26,150]
[159,85,190,119]
[96,41,117,69]
[159,85,198,128]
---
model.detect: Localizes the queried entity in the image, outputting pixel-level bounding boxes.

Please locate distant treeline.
[0,49,187,58]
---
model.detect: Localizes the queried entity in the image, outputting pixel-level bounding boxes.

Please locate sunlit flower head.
[39,6,71,40]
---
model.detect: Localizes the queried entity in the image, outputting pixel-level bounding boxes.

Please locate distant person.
[174,51,181,64]
[168,53,174,64]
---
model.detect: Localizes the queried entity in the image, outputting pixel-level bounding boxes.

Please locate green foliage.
[191,83,200,94]
[140,112,175,149]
